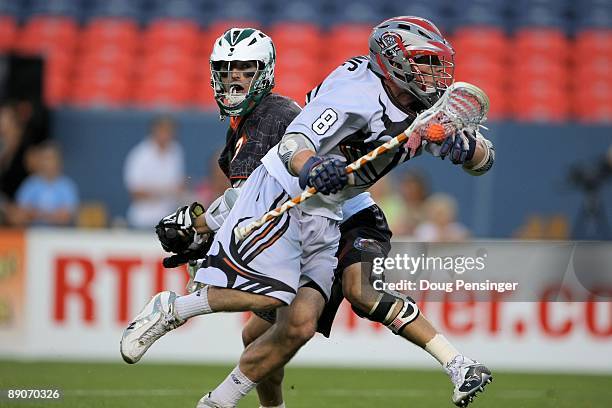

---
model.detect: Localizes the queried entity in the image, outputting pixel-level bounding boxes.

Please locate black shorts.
[317,204,392,337]
[253,204,392,336]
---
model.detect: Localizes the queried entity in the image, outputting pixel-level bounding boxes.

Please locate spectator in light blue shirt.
[13,142,79,226]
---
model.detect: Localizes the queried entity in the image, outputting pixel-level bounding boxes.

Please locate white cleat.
[120,291,185,364]
[196,392,233,408]
[445,355,493,407]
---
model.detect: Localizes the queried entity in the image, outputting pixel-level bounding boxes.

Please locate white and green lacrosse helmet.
[210,28,276,117]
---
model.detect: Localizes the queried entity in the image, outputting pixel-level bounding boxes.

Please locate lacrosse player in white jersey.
[120,16,494,408]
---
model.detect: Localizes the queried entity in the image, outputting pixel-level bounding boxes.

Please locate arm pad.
[278,132,316,176]
[204,188,240,232]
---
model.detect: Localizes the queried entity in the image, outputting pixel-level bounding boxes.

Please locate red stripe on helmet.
[392,16,443,37]
[375,53,392,81]
[427,40,455,57]
[395,35,411,58]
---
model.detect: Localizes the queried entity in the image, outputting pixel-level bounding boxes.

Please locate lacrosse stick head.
[412,81,490,144]
[443,81,490,128]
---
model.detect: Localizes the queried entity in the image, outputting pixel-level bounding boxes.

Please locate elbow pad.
[278,132,316,176]
[204,188,240,232]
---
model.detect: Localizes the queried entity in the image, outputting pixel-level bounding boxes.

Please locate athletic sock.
[209,366,258,406]
[260,404,286,408]
[174,286,212,320]
[424,334,460,366]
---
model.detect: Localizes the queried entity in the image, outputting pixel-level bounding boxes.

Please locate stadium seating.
[322,23,371,76]
[0,0,608,122]
[143,20,201,54]
[0,14,17,52]
[15,16,79,55]
[26,0,82,19]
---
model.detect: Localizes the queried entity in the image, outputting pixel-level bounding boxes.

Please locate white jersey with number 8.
[262,56,422,220]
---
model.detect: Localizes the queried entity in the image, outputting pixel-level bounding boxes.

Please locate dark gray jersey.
[219,93,301,186]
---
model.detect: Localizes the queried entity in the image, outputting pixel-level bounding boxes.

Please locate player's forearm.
[193,215,212,234]
[462,138,495,176]
[289,150,316,175]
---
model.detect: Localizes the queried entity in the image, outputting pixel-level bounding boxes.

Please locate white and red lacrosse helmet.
[369,16,455,107]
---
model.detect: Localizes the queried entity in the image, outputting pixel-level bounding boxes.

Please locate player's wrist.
[291,150,316,177]
[298,156,323,189]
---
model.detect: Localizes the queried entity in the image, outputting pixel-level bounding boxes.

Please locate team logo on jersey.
[232,134,246,161]
[375,32,404,58]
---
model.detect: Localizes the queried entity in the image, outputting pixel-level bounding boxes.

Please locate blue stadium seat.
[208,0,266,25]
[511,0,569,30]
[382,0,445,19]
[267,1,322,25]
[325,0,387,26]
[574,0,612,30]
[452,3,507,31]
[27,0,82,19]
[147,0,206,23]
[87,0,144,21]
[0,0,21,17]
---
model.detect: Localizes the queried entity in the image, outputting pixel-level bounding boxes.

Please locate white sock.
[174,286,212,320]
[424,334,460,366]
[260,404,286,408]
[209,366,257,406]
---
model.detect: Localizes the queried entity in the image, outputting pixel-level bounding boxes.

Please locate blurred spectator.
[8,142,79,227]
[414,193,469,242]
[368,177,405,232]
[394,171,430,236]
[123,115,186,228]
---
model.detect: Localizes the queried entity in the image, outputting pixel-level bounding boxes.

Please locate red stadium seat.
[575,29,612,59]
[69,75,132,107]
[321,24,371,77]
[16,16,79,55]
[134,68,194,108]
[0,15,18,52]
[82,18,139,48]
[143,19,201,54]
[511,83,570,122]
[78,43,136,65]
[268,22,321,59]
[452,27,507,62]
[514,57,568,83]
[514,28,569,61]
[573,54,611,81]
[454,55,505,84]
[44,73,70,107]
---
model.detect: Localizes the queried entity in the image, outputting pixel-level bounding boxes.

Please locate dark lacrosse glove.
[155,202,205,254]
[298,156,348,195]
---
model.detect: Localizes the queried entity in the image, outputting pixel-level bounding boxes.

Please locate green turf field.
[1,360,611,408]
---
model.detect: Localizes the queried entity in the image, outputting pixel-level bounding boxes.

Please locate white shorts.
[195,166,340,304]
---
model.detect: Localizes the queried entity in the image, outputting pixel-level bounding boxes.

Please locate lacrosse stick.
[235,81,489,241]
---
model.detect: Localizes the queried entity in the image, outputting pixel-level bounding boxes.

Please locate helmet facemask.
[406,53,455,106]
[211,59,273,117]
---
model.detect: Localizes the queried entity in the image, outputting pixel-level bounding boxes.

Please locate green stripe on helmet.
[224,28,256,46]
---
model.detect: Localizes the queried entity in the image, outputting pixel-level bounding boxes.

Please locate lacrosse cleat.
[120,291,185,364]
[196,392,233,408]
[445,355,493,407]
